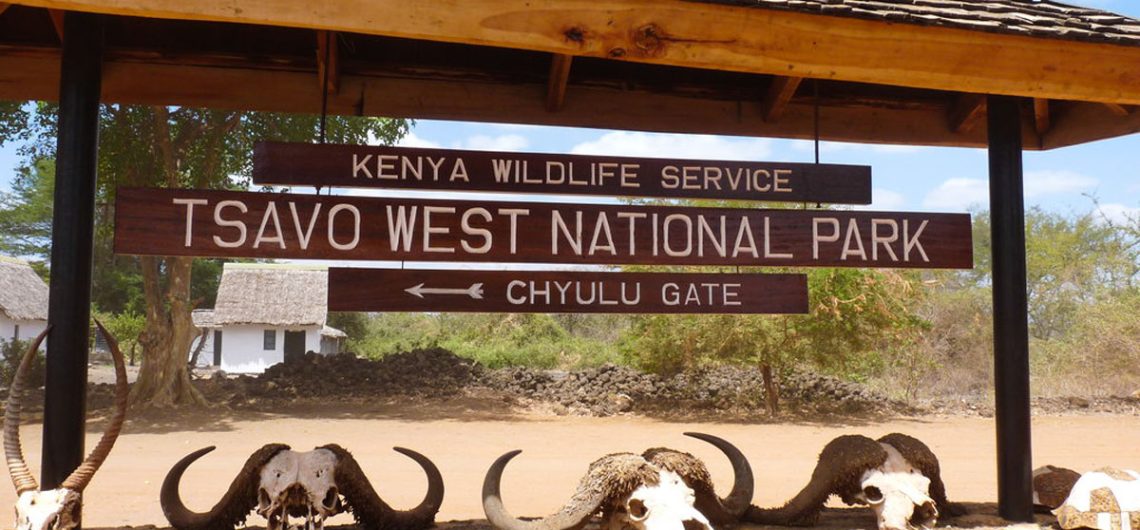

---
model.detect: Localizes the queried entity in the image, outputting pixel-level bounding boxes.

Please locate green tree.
[0,158,55,259]
[3,103,408,407]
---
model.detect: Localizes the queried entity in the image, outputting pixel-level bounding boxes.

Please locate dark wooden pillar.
[986,95,1033,522]
[43,11,104,495]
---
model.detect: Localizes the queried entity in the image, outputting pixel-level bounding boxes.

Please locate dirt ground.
[2,397,1138,530]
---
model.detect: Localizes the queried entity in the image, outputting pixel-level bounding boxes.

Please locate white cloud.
[1023,170,1098,198]
[570,131,772,160]
[855,188,907,211]
[394,132,442,148]
[456,134,529,152]
[922,178,989,211]
[1093,203,1140,225]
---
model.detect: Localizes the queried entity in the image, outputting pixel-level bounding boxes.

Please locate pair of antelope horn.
[4,322,129,494]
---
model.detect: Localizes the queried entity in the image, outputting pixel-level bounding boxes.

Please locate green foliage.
[93,310,147,360]
[0,338,44,388]
[353,312,621,369]
[0,158,54,258]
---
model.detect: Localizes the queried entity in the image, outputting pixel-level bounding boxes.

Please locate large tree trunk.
[130,255,206,407]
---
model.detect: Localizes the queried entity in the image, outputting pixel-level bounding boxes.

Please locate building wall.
[0,317,48,348]
[213,324,322,374]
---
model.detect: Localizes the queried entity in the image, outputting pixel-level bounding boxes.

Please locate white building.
[0,256,49,347]
[190,263,345,374]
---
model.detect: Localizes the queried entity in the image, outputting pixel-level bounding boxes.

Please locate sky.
[1,0,1138,224]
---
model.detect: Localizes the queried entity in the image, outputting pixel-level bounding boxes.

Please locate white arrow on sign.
[405,282,485,300]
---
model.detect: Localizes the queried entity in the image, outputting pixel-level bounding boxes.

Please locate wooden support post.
[987,94,1034,523]
[1033,99,1050,136]
[316,30,339,94]
[43,12,103,506]
[546,53,572,112]
[950,93,987,133]
[47,8,65,41]
[761,75,802,122]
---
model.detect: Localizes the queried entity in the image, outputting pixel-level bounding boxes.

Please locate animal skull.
[852,444,938,530]
[255,448,342,530]
[5,324,129,530]
[162,444,444,530]
[611,470,712,530]
[483,433,753,530]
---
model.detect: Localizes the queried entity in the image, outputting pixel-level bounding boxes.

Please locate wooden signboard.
[252,142,872,204]
[114,188,973,269]
[327,269,808,314]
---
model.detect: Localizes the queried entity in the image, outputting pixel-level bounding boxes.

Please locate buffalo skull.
[161,443,444,530]
[483,432,753,530]
[6,324,130,530]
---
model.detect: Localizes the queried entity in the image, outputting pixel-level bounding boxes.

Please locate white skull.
[14,489,81,530]
[853,444,938,530]
[256,449,341,530]
[610,470,714,530]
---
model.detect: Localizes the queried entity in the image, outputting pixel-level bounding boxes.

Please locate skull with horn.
[6,323,130,530]
[161,443,444,530]
[483,432,753,530]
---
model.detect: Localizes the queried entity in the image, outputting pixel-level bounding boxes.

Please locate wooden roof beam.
[316,30,339,94]
[546,53,572,112]
[0,4,11,16]
[47,8,64,41]
[10,0,1140,105]
[1103,102,1134,116]
[1033,98,1050,136]
[950,93,987,133]
[761,75,802,123]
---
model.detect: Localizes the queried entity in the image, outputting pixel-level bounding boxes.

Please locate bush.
[1,338,45,388]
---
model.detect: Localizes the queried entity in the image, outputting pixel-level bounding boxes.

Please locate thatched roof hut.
[0,256,48,322]
[210,263,341,335]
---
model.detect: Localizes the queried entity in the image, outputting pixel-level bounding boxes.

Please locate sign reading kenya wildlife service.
[114,188,973,269]
[252,142,872,204]
[328,269,808,314]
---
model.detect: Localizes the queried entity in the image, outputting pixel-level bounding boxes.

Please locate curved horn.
[60,321,128,492]
[684,432,754,516]
[325,444,445,530]
[161,443,290,530]
[482,450,607,530]
[4,326,50,494]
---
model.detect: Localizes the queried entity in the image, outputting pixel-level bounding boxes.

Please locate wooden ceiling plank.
[47,8,64,42]
[1033,98,1050,135]
[8,0,1140,105]
[545,53,572,112]
[1103,102,1131,116]
[761,75,802,123]
[316,30,339,95]
[949,93,987,134]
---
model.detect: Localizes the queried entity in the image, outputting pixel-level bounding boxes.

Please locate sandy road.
[1,402,1137,528]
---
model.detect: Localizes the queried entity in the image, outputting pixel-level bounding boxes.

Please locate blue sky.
[1,0,1138,224]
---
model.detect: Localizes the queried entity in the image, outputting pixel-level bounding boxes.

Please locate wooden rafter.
[545,53,572,112]
[1033,98,1050,136]
[47,8,64,41]
[1103,102,1132,116]
[7,0,1140,105]
[316,30,339,94]
[949,93,987,133]
[761,75,803,123]
[0,4,10,16]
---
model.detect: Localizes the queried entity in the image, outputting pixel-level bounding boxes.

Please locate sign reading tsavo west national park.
[114,188,973,269]
[252,142,872,204]
[327,269,808,314]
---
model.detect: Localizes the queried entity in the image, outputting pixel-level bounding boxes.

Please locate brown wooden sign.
[114,188,973,269]
[328,269,808,314]
[252,142,872,204]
